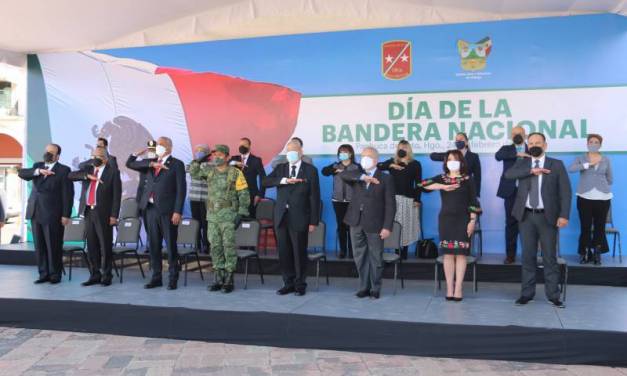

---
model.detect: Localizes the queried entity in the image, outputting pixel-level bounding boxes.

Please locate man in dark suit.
[126,140,157,253]
[229,137,266,217]
[430,132,481,197]
[80,137,118,170]
[135,137,187,290]
[68,147,121,286]
[505,132,571,308]
[495,125,529,264]
[341,147,396,299]
[18,144,74,284]
[263,139,320,296]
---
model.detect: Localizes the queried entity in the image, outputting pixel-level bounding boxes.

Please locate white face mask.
[447,160,461,172]
[155,145,167,158]
[360,156,375,171]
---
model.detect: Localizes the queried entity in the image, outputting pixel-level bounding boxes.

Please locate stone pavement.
[1,327,626,376]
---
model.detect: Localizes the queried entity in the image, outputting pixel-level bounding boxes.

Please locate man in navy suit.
[136,137,187,290]
[495,126,529,264]
[229,137,266,217]
[18,144,74,284]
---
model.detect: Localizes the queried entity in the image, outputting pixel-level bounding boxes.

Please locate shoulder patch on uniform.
[235,170,248,191]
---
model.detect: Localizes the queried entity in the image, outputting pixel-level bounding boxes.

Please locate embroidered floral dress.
[419,174,481,256]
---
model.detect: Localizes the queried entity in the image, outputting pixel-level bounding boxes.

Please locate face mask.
[587,144,601,153]
[360,156,375,171]
[455,140,466,150]
[155,145,167,157]
[211,157,225,166]
[529,146,544,158]
[92,158,104,167]
[397,149,407,158]
[146,151,157,159]
[194,151,207,160]
[338,152,350,162]
[447,160,461,172]
[513,134,524,145]
[286,151,300,163]
[43,152,55,163]
[239,145,249,155]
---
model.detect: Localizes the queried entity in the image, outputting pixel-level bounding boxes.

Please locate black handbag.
[417,239,438,259]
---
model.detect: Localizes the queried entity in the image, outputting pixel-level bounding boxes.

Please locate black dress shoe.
[515,296,534,306]
[294,289,306,296]
[101,279,112,286]
[504,256,515,265]
[208,283,222,292]
[81,278,101,287]
[276,286,296,295]
[355,290,370,298]
[370,291,380,299]
[167,281,178,290]
[34,277,50,284]
[49,278,61,284]
[144,280,163,289]
[549,299,565,308]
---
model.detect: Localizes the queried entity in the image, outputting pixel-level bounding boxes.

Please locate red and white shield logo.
[382,40,411,80]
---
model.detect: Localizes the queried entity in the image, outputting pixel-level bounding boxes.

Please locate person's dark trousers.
[519,211,560,300]
[84,207,113,280]
[190,200,209,253]
[504,193,519,259]
[275,215,309,291]
[145,204,179,283]
[576,197,610,255]
[332,201,353,258]
[32,219,64,281]
[350,224,384,293]
[248,194,257,219]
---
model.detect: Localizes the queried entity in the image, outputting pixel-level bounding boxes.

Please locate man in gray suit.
[341,146,396,299]
[505,132,571,308]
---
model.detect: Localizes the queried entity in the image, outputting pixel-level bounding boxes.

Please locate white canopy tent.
[1,0,626,61]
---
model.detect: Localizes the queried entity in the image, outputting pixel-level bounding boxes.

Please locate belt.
[208,201,232,210]
[525,207,544,214]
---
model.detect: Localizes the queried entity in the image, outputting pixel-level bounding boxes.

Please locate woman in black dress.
[420,150,481,301]
[377,140,422,259]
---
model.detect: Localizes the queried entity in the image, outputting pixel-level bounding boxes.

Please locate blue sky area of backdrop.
[101,13,627,254]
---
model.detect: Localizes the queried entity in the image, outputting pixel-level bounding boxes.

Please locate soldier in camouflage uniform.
[189,144,250,293]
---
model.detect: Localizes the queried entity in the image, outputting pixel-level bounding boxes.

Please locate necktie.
[529,160,540,209]
[87,167,99,206]
[154,159,163,176]
[290,165,296,178]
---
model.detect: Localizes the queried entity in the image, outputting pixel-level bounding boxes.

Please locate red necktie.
[87,167,99,206]
[154,159,163,176]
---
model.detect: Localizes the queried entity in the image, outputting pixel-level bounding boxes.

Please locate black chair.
[383,221,404,295]
[119,198,139,219]
[606,204,622,262]
[307,221,329,290]
[235,220,265,289]
[255,199,275,254]
[62,217,87,281]
[169,218,205,286]
[472,217,483,257]
[434,240,478,296]
[112,218,145,283]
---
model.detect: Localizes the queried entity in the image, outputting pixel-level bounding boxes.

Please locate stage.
[1,263,627,367]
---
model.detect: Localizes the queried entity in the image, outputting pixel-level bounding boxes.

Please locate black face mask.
[43,152,55,163]
[455,140,466,150]
[397,149,407,158]
[529,146,544,158]
[239,146,249,155]
[93,158,104,167]
[513,134,524,145]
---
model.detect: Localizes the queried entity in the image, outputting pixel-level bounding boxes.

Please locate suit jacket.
[126,154,155,202]
[495,144,528,198]
[341,169,396,233]
[262,161,321,232]
[18,162,74,225]
[136,155,187,215]
[431,150,481,197]
[79,155,118,171]
[68,163,122,220]
[505,156,572,225]
[229,154,266,198]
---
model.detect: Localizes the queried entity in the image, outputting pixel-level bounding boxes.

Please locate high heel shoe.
[453,297,463,302]
[445,296,455,301]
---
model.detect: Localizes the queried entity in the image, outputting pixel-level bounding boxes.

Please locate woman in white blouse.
[568,134,613,265]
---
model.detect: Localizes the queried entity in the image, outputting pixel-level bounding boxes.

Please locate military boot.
[222,272,234,294]
[208,270,223,292]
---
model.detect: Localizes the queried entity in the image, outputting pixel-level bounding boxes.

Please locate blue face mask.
[286,151,300,163]
[338,152,350,162]
[515,145,524,153]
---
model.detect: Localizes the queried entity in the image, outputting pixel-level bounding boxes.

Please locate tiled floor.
[1,265,627,332]
[1,327,627,376]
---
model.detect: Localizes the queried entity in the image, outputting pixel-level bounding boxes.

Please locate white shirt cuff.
[280,178,288,185]
[583,163,590,169]
[34,168,41,176]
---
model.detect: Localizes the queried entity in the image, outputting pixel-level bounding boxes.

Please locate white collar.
[533,154,546,165]
[242,153,250,159]
[159,154,171,163]
[289,159,302,168]
[45,161,57,170]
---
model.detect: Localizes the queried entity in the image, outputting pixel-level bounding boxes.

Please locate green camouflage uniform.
[189,158,250,285]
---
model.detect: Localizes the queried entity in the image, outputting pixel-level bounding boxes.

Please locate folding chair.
[606,204,622,262]
[434,239,478,296]
[170,218,205,286]
[472,217,483,257]
[119,198,139,219]
[383,221,404,295]
[255,199,275,254]
[62,217,87,281]
[235,219,265,289]
[112,218,145,283]
[307,221,329,290]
